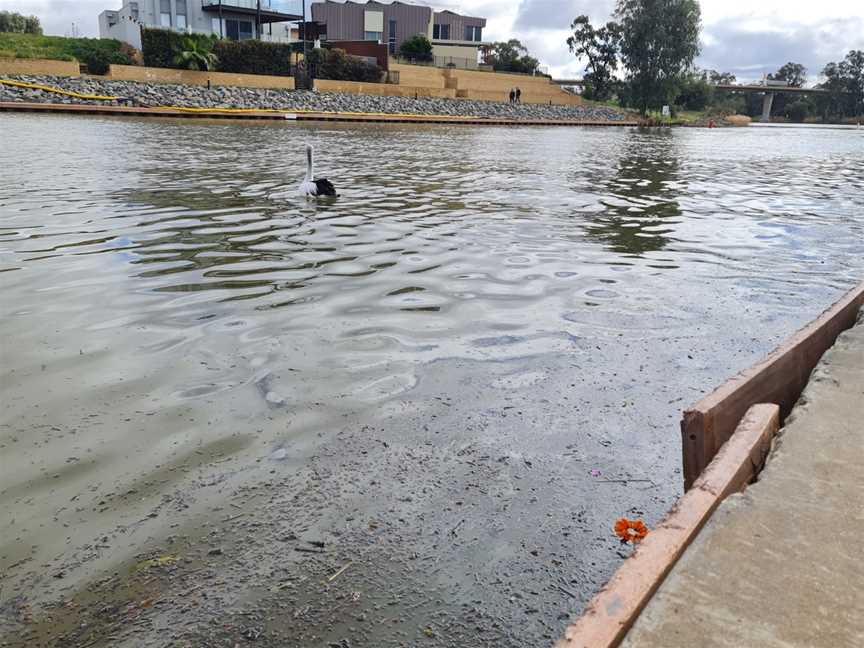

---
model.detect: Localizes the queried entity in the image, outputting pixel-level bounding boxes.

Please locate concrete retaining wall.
[107,64,295,90]
[445,67,553,92]
[0,58,80,77]
[314,78,456,99]
[446,68,582,105]
[389,63,447,89]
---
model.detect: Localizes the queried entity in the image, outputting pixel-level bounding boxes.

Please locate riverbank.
[0,74,630,123]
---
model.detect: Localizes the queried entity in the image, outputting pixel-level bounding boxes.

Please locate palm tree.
[173,37,218,71]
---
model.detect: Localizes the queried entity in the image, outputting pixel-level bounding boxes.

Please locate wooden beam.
[681,281,864,490]
[557,404,780,648]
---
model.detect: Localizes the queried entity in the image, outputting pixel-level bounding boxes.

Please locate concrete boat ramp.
[622,315,864,647]
[559,284,864,647]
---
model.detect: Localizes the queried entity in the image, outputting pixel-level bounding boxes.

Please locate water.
[1,114,863,646]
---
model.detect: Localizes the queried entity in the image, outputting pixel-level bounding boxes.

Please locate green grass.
[0,32,135,73]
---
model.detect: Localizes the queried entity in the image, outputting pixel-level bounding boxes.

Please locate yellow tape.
[0,79,119,101]
[0,78,481,120]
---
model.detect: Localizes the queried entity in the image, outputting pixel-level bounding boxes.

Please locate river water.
[1,114,863,646]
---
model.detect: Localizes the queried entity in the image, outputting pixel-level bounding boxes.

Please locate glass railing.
[202,0,303,14]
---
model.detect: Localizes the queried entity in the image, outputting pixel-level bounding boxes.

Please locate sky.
[2,0,862,82]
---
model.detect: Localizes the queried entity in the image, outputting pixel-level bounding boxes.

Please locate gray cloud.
[514,0,615,31]
[698,17,864,81]
[0,0,107,36]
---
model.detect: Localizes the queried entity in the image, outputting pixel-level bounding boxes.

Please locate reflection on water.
[588,132,681,255]
[1,114,863,645]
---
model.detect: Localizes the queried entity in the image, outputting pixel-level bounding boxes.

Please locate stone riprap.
[0,75,630,122]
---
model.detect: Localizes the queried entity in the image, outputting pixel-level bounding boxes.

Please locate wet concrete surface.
[622,312,864,648]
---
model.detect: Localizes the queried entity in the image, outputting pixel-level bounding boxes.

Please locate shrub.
[141,28,176,68]
[785,100,811,123]
[174,36,218,71]
[675,74,713,111]
[213,39,292,76]
[71,39,137,74]
[141,28,216,70]
[307,47,381,83]
[399,35,432,62]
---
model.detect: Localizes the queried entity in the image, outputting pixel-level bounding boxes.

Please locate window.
[129,2,139,20]
[465,25,482,42]
[226,19,254,40]
[176,0,186,29]
[159,0,171,27]
[433,23,450,40]
[388,19,396,54]
[364,31,382,41]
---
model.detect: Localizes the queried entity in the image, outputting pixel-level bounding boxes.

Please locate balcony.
[201,0,302,23]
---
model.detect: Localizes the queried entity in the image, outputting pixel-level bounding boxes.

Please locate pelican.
[299,143,337,198]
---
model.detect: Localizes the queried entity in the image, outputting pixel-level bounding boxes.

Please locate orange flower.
[614,518,649,544]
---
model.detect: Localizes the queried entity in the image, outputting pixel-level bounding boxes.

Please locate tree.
[566,16,622,101]
[818,50,864,119]
[398,35,433,62]
[615,0,701,114]
[0,10,42,34]
[480,39,540,74]
[702,69,736,85]
[769,62,806,87]
[24,15,41,34]
[839,50,864,116]
[173,36,218,71]
[675,70,712,110]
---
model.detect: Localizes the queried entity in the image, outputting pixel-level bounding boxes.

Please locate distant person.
[509,88,515,104]
[516,87,522,104]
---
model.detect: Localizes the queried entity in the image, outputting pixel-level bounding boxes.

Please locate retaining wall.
[107,64,295,90]
[388,63,447,89]
[314,78,455,98]
[0,58,80,77]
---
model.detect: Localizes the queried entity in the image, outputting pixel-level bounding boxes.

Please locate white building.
[98,1,302,49]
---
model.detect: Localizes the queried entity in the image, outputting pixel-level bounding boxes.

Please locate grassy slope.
[0,32,126,61]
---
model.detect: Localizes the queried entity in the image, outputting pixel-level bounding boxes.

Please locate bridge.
[550,79,834,121]
[714,83,829,120]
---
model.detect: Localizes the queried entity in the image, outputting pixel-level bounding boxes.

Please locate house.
[310,0,486,69]
[98,0,302,49]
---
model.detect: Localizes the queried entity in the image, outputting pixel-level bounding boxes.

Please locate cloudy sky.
[2,0,862,81]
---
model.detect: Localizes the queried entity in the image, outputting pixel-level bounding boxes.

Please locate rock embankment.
[0,75,630,122]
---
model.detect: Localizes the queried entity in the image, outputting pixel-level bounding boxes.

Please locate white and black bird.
[299,143,338,198]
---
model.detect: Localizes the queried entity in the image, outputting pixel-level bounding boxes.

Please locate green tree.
[398,35,433,62]
[702,69,736,85]
[615,0,702,114]
[173,36,218,71]
[784,99,812,122]
[769,62,807,87]
[566,16,622,101]
[24,15,41,34]
[818,51,864,119]
[480,39,540,74]
[839,50,864,116]
[0,10,41,34]
[675,70,712,110]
